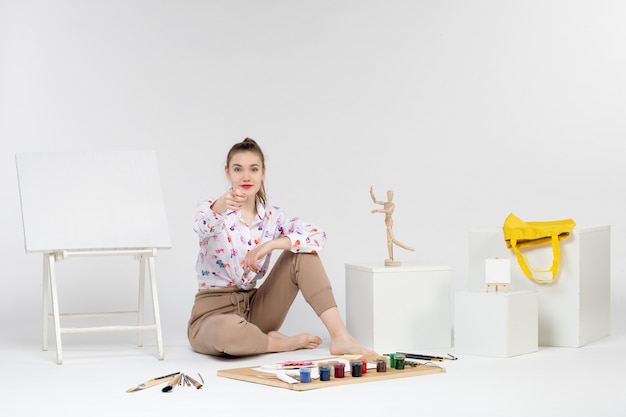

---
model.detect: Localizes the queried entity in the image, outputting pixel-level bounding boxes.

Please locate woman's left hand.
[242,244,269,274]
[242,237,291,274]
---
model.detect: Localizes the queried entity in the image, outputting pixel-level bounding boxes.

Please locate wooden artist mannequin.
[370,186,415,266]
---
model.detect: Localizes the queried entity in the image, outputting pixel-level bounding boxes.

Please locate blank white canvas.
[16,150,171,252]
[485,258,511,284]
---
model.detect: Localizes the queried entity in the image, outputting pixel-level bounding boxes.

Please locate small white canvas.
[485,258,511,284]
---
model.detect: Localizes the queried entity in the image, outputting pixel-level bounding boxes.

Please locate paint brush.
[395,352,458,361]
[126,372,181,393]
[161,373,183,392]
[184,373,203,389]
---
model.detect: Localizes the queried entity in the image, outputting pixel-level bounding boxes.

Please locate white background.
[1,0,625,350]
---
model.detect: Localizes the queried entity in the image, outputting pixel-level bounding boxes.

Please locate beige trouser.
[187,252,337,356]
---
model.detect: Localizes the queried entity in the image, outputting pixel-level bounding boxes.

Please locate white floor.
[2,333,625,417]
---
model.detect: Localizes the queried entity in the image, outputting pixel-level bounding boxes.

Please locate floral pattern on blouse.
[193,198,326,290]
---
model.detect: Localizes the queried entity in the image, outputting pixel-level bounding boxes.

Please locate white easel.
[16,151,171,364]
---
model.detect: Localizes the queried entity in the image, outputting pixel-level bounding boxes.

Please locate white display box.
[345,263,451,353]
[468,226,610,347]
[454,291,538,358]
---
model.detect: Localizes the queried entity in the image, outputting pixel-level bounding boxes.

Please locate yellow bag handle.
[508,235,561,283]
[503,213,575,284]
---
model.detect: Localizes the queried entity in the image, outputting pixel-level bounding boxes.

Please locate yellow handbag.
[503,213,576,283]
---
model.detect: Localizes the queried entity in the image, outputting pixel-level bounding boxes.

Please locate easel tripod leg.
[137,256,146,347]
[148,255,164,360]
[47,254,63,364]
[42,254,49,352]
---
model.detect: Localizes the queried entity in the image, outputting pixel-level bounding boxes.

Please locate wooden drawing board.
[217,359,445,391]
[16,150,171,252]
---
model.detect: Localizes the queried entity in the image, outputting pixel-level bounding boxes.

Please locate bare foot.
[266,331,323,353]
[329,334,378,361]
